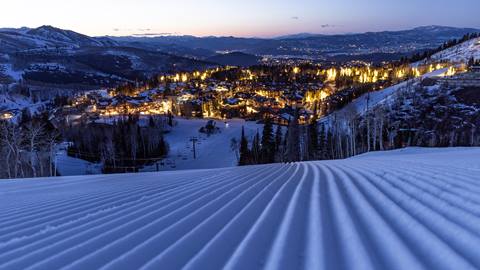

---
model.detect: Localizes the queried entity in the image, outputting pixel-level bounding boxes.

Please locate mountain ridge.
[1,25,479,90]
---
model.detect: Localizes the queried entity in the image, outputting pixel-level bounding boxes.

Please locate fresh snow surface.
[1,147,480,270]
[160,118,262,171]
[56,146,102,176]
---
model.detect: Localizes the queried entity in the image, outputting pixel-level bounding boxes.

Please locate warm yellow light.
[413,68,421,77]
[358,73,367,83]
[320,91,329,100]
[340,67,353,77]
[247,106,258,114]
[326,68,337,81]
[382,71,389,80]
[372,70,379,83]
[396,69,405,79]
[1,113,13,119]
[444,66,456,77]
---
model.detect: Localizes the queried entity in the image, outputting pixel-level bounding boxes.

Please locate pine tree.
[148,116,155,128]
[282,123,289,163]
[274,124,283,159]
[285,110,301,162]
[168,112,174,127]
[20,108,32,125]
[307,116,319,160]
[238,126,250,166]
[326,129,334,159]
[318,124,327,160]
[260,117,275,164]
[250,131,261,164]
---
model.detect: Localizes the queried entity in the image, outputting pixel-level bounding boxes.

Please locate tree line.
[320,83,479,159]
[238,80,480,164]
[0,110,60,179]
[66,115,169,173]
[238,111,325,165]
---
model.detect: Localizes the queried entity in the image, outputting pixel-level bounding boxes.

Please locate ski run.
[0,147,480,270]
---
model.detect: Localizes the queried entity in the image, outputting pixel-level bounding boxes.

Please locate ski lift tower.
[189,136,198,159]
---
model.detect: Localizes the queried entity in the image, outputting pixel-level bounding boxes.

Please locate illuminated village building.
[61,62,463,126]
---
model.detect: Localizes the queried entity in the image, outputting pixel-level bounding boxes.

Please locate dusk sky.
[2,0,479,37]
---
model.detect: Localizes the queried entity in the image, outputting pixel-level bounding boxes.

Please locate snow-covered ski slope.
[1,147,480,270]
[430,37,480,63]
[321,68,448,121]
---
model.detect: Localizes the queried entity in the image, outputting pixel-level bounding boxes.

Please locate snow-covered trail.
[148,118,262,172]
[0,148,480,270]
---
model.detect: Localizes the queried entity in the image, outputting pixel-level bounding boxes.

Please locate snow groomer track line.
[0,148,480,270]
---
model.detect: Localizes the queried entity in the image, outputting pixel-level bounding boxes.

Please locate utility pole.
[190,136,198,159]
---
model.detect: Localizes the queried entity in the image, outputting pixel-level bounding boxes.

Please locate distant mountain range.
[0,26,215,90]
[108,25,480,60]
[0,25,479,90]
[206,52,262,67]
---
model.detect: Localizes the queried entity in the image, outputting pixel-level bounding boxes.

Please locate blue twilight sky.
[1,0,479,37]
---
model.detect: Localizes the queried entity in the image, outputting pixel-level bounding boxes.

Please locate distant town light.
[0,113,13,120]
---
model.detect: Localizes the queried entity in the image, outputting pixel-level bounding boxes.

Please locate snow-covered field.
[160,118,262,171]
[1,147,480,270]
[56,148,102,176]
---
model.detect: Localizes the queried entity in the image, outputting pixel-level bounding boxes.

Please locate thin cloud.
[132,32,179,37]
[321,24,336,28]
[112,28,179,36]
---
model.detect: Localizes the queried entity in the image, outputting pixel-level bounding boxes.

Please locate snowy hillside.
[324,68,448,120]
[429,37,480,63]
[0,26,214,88]
[1,147,480,269]
[0,26,115,53]
[0,92,46,118]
